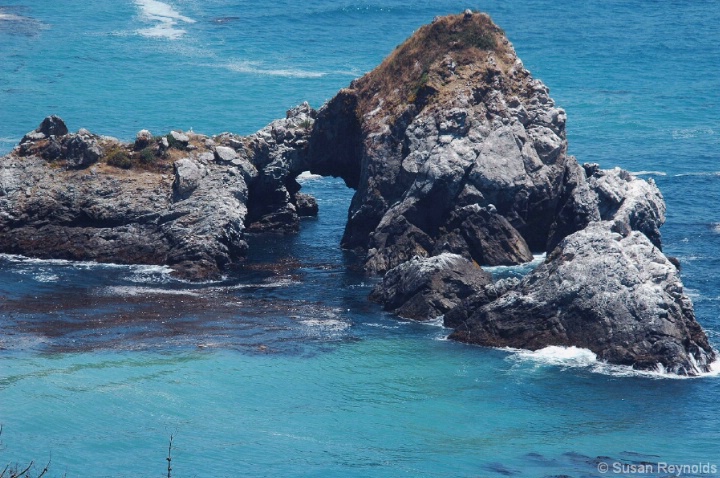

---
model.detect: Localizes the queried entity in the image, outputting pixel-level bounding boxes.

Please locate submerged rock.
[448,222,715,375]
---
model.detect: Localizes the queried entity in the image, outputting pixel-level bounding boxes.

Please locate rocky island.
[0,11,714,375]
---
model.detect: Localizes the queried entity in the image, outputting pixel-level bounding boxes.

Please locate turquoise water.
[1,1,720,476]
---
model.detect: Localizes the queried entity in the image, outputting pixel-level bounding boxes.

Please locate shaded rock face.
[370,253,493,321]
[448,222,715,375]
[220,102,317,234]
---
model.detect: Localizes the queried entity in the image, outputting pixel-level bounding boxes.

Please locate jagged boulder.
[20,115,68,144]
[586,165,666,248]
[370,253,493,321]
[447,222,715,375]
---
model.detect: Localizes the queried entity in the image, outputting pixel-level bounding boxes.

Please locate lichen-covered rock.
[237,102,318,233]
[448,222,715,375]
[134,129,154,150]
[173,157,206,198]
[63,132,102,168]
[370,253,492,321]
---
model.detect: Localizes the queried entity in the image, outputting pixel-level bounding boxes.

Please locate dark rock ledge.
[0,11,714,374]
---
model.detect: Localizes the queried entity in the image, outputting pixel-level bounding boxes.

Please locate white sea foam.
[101,286,199,297]
[33,273,59,283]
[223,278,298,290]
[299,318,350,331]
[508,345,720,379]
[223,61,326,78]
[0,253,174,276]
[672,127,715,140]
[512,345,598,367]
[630,170,667,177]
[135,0,195,40]
[673,172,720,178]
[0,12,25,22]
[296,171,323,182]
[712,223,720,234]
[483,253,545,277]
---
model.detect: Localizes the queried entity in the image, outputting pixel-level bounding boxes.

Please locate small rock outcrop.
[370,253,492,321]
[447,222,715,375]
[219,102,317,234]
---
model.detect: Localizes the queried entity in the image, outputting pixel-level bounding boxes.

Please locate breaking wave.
[508,345,720,379]
[483,253,545,279]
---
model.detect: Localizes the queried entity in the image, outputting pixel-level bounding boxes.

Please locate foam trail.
[0,13,25,22]
[101,286,200,297]
[673,172,720,177]
[630,171,667,177]
[135,0,195,40]
[0,253,174,274]
[223,61,326,79]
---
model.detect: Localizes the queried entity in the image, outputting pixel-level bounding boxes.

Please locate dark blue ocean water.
[1,1,719,477]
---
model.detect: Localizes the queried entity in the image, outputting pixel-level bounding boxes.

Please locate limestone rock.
[448,222,715,375]
[173,157,206,198]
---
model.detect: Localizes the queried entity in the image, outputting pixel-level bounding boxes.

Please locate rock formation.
[446,222,714,375]
[0,106,317,280]
[309,13,576,274]
[308,11,712,374]
[0,11,714,374]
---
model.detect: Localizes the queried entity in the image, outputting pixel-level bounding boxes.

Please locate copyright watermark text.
[597,461,717,475]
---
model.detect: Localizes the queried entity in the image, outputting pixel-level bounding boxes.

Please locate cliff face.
[310,12,575,273]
